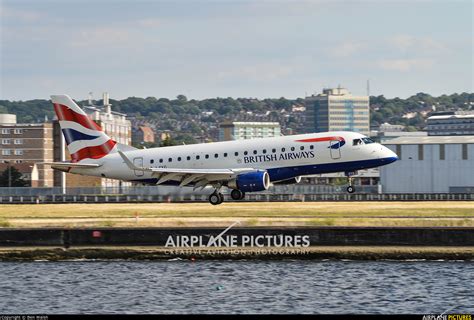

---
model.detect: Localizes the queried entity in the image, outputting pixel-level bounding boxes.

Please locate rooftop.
[383,136,474,145]
[220,121,280,126]
[427,114,474,120]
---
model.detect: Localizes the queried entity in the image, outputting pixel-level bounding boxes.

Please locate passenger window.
[281,148,286,152]
[224,153,228,157]
[150,159,154,164]
[168,158,172,162]
[205,154,209,159]
[214,153,218,158]
[235,152,239,156]
[353,139,362,146]
[291,147,295,151]
[300,146,304,150]
[177,157,181,161]
[263,149,267,154]
[272,148,276,153]
[253,150,257,155]
[196,155,200,160]
[187,156,191,160]
[159,159,163,163]
[244,151,248,155]
[310,145,314,150]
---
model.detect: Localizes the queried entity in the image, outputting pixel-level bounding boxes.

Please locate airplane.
[44,94,398,205]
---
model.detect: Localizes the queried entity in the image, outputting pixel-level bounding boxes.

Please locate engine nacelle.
[228,171,270,192]
[273,176,302,185]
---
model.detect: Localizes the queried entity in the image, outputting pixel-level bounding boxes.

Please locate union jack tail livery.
[51,95,117,162]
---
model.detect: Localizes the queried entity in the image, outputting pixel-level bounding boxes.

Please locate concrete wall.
[1,227,473,247]
[381,143,474,193]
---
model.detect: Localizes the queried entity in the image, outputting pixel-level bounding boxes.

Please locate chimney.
[103,92,111,114]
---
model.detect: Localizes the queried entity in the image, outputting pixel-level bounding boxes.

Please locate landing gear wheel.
[209,193,222,205]
[230,189,244,200]
[347,186,355,193]
[217,192,224,204]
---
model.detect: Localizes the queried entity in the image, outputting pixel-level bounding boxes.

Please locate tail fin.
[51,95,117,162]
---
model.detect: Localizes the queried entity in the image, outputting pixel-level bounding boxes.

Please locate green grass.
[0,218,11,228]
[0,202,473,228]
[1,202,473,218]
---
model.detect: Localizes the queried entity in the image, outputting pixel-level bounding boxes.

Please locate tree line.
[1,92,472,131]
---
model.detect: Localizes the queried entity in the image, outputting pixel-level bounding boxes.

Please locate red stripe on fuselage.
[70,139,116,162]
[53,103,102,131]
[295,136,345,143]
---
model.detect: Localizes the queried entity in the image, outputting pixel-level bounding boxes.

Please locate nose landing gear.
[346,182,355,194]
[345,171,357,193]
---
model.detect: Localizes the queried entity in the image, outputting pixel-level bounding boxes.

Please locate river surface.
[0,260,473,314]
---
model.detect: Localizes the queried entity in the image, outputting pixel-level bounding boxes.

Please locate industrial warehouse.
[381,136,474,193]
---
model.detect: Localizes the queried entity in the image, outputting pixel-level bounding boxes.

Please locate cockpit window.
[353,139,362,146]
[362,138,375,144]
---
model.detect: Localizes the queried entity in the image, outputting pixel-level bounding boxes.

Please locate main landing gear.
[208,189,246,205]
[230,189,245,201]
[209,191,224,205]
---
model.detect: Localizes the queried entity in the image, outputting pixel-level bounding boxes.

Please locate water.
[0,260,473,314]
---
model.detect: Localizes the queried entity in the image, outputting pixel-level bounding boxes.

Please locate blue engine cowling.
[228,171,270,192]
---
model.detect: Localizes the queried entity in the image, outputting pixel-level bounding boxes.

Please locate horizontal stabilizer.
[40,162,101,168]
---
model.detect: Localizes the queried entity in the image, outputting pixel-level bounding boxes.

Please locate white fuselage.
[68,131,398,185]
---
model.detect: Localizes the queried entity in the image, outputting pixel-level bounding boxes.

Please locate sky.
[0,0,472,101]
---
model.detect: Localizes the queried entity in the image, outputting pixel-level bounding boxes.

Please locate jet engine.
[228,171,270,192]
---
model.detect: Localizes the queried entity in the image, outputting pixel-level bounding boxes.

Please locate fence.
[0,184,379,197]
[0,192,472,204]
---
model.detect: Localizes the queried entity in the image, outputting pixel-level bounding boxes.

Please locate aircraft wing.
[118,150,255,188]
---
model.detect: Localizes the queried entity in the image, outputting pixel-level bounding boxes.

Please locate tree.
[0,166,28,187]
[176,95,188,103]
[160,136,176,147]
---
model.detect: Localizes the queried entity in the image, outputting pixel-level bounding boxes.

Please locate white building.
[380,136,474,193]
[219,121,281,141]
[378,122,405,132]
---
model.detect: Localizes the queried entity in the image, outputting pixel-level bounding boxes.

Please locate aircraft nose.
[382,145,398,163]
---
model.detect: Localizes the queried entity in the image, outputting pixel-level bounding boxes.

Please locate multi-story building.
[305,87,370,135]
[219,121,281,141]
[132,126,155,146]
[0,114,54,187]
[426,112,474,136]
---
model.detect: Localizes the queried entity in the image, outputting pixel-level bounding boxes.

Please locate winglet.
[118,150,138,170]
